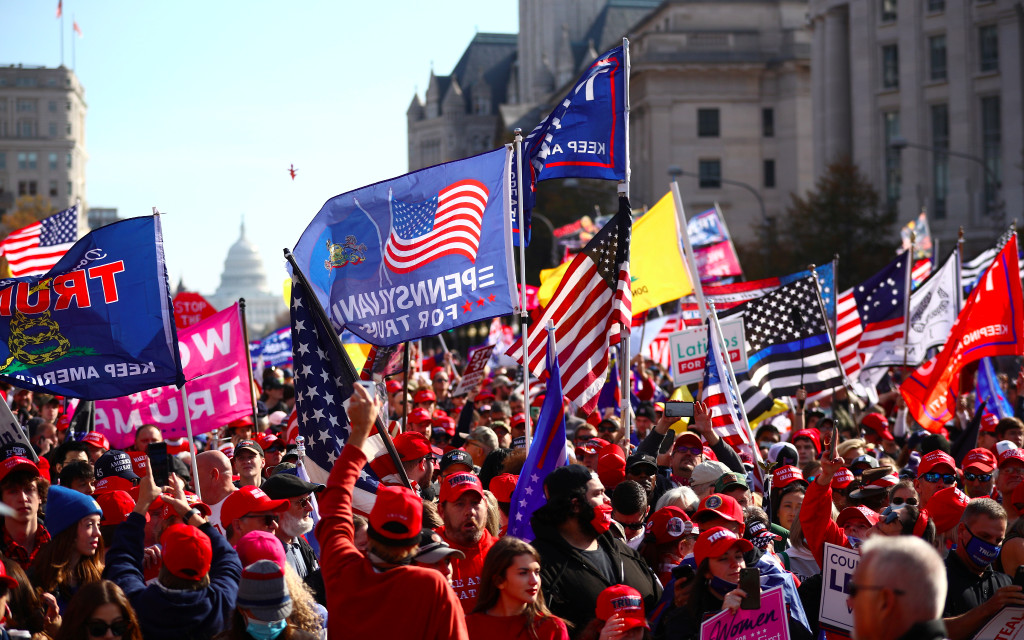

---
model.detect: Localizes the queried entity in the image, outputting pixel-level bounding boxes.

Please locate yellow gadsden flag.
[538,192,693,312]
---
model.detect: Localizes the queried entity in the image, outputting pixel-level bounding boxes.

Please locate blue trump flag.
[0,215,183,399]
[292,147,517,346]
[977,357,1014,419]
[514,43,629,246]
[508,328,568,542]
[251,325,293,372]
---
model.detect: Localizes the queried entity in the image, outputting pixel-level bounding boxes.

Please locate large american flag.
[701,317,756,466]
[290,278,384,515]
[0,205,79,276]
[383,180,488,273]
[852,252,909,369]
[511,197,631,414]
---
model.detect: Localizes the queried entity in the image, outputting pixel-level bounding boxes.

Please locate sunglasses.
[965,472,993,482]
[87,620,127,638]
[291,496,313,509]
[621,521,646,531]
[675,446,702,456]
[599,426,618,434]
[890,496,918,506]
[920,472,957,485]
[241,514,280,526]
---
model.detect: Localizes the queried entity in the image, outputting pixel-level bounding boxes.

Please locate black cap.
[1,442,31,461]
[94,450,140,482]
[261,472,325,499]
[235,439,263,458]
[626,453,658,475]
[635,403,656,422]
[440,449,474,473]
[543,464,593,502]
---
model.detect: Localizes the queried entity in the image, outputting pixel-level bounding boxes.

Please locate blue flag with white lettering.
[292,147,517,346]
[0,215,183,399]
[251,325,293,372]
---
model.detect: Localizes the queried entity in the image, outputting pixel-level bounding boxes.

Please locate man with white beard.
[261,471,327,604]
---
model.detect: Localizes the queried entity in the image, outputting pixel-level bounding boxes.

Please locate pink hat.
[235,530,287,567]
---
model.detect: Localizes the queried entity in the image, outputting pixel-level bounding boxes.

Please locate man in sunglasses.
[261,472,327,603]
[914,450,959,509]
[962,448,997,498]
[996,448,1024,522]
[220,485,289,546]
[610,480,649,550]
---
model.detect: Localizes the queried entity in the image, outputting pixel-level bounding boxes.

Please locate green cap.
[714,471,749,494]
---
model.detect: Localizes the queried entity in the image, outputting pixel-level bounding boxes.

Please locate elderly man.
[851,536,949,640]
[262,472,326,603]
[220,485,289,546]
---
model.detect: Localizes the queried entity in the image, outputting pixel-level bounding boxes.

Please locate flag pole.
[514,129,533,447]
[810,267,852,388]
[669,169,708,322]
[181,386,202,502]
[956,227,964,312]
[620,38,633,443]
[902,231,915,371]
[238,298,260,430]
[283,249,412,489]
[401,342,411,434]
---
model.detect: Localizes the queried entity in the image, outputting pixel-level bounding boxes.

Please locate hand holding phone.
[147,442,169,488]
[738,567,761,610]
[664,401,694,418]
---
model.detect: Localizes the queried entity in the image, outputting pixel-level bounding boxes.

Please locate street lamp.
[888,135,1001,217]
[667,167,770,228]
[530,211,560,266]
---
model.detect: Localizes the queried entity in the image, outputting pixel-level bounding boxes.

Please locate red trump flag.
[901,235,1024,431]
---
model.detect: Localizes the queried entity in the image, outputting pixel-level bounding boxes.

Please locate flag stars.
[462,300,473,314]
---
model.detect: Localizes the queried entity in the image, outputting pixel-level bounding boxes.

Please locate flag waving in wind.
[701,317,755,466]
[0,205,80,277]
[510,197,631,413]
[508,328,568,542]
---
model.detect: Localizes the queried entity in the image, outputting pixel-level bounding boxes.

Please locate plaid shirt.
[1,523,50,568]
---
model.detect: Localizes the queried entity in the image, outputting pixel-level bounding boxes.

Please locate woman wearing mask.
[31,486,104,612]
[466,536,568,640]
[54,581,143,640]
[218,560,318,640]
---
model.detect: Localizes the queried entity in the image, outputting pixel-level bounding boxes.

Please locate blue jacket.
[103,512,241,640]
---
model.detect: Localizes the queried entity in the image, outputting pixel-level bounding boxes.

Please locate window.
[67,181,72,197]
[981,95,1001,212]
[884,111,901,204]
[698,109,720,137]
[762,108,774,137]
[698,160,721,188]
[17,181,37,196]
[17,153,26,170]
[882,45,899,89]
[28,153,37,169]
[764,159,776,188]
[979,26,998,72]
[16,121,36,138]
[15,99,35,113]
[881,0,897,22]
[48,153,57,170]
[66,152,72,169]
[929,35,947,81]
[927,0,945,11]
[0,153,5,170]
[66,123,71,135]
[14,77,37,87]
[0,99,6,112]
[48,180,57,197]
[931,104,949,219]
[48,122,57,137]
[48,101,56,113]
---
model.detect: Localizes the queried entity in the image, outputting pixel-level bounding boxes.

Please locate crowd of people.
[1,351,1024,640]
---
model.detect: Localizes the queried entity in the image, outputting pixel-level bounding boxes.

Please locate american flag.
[290,278,384,515]
[383,179,488,274]
[511,197,631,414]
[852,252,909,369]
[721,276,844,399]
[701,317,756,466]
[962,229,1023,294]
[912,258,932,288]
[0,205,80,277]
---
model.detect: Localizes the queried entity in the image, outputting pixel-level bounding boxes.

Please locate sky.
[0,1,519,296]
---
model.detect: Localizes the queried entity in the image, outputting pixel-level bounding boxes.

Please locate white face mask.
[279,510,314,538]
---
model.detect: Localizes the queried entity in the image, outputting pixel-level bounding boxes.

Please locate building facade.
[206,219,285,335]
[0,65,87,217]
[809,0,1023,254]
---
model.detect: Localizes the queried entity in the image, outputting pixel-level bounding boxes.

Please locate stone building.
[809,0,1023,254]
[206,219,285,335]
[0,65,87,217]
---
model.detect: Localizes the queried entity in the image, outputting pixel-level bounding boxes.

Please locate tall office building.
[0,65,87,218]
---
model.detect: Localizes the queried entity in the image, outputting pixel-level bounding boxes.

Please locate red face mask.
[590,502,613,534]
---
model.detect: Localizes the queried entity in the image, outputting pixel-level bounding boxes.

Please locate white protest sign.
[669,316,747,385]
[819,542,859,634]
[452,344,495,396]
[700,585,790,640]
[973,607,1024,639]
[0,401,37,461]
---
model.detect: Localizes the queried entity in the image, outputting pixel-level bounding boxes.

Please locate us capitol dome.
[206,218,285,335]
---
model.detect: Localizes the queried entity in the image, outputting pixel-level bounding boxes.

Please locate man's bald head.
[196,450,234,503]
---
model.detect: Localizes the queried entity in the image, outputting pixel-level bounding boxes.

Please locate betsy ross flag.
[508,328,568,542]
[852,252,910,369]
[511,197,631,413]
[0,205,80,277]
[290,277,384,516]
[384,179,488,273]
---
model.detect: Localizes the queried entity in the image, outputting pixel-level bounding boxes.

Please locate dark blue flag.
[508,328,568,542]
[252,325,293,372]
[292,147,516,346]
[0,215,183,399]
[851,252,910,368]
[976,357,1014,419]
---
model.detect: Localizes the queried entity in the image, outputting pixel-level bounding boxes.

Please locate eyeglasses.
[621,521,646,531]
[890,496,918,506]
[241,514,279,526]
[965,473,993,482]
[87,620,127,638]
[291,496,313,509]
[920,472,957,485]
[598,426,618,434]
[675,446,702,456]
[848,583,905,599]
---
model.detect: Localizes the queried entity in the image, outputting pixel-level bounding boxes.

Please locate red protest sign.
[173,292,218,330]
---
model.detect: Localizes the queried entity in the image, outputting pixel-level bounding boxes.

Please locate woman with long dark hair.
[467,536,569,640]
[53,580,142,640]
[31,486,104,612]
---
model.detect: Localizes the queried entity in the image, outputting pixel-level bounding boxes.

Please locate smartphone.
[738,567,761,610]
[147,442,170,487]
[825,421,839,460]
[356,380,377,397]
[664,401,695,418]
[671,563,696,583]
[1014,565,1024,589]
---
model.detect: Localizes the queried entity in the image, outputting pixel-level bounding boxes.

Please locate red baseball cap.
[488,473,518,503]
[772,465,807,488]
[0,560,16,590]
[0,456,39,484]
[81,432,110,451]
[918,450,957,476]
[369,484,422,545]
[597,451,626,490]
[694,526,753,568]
[228,416,254,428]
[439,472,484,503]
[431,416,456,436]
[645,506,696,544]
[255,433,284,452]
[981,413,1000,433]
[963,448,997,473]
[577,438,611,456]
[790,429,821,454]
[836,505,880,529]
[413,389,436,404]
[861,413,895,441]
[96,490,139,526]
[928,486,970,532]
[161,524,213,580]
[831,468,856,490]
[152,491,211,521]
[673,432,703,452]
[220,486,289,529]
[474,391,496,404]
[999,448,1024,469]
[694,493,744,526]
[431,367,447,381]
[386,380,403,394]
[511,413,527,429]
[596,585,649,630]
[408,408,432,424]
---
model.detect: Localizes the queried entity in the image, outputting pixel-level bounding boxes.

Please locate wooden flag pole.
[238,298,261,430]
[514,129,534,447]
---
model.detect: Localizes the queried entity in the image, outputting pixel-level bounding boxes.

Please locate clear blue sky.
[0,1,518,296]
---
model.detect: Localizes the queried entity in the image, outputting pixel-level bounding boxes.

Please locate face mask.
[590,502,613,534]
[709,575,738,596]
[963,526,1001,568]
[245,618,287,640]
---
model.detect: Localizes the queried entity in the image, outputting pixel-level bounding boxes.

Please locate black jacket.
[531,519,662,637]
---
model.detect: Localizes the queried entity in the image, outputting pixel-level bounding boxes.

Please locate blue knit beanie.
[46,485,102,538]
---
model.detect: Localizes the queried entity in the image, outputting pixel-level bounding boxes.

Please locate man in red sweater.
[317,384,468,639]
[438,471,497,612]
